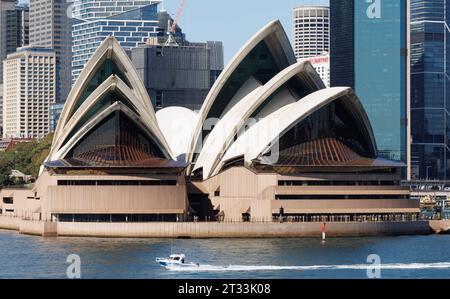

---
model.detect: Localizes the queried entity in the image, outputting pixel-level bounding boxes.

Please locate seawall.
[0,217,57,237]
[0,216,433,238]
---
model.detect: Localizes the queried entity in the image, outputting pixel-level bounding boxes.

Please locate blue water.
[1,229,450,279]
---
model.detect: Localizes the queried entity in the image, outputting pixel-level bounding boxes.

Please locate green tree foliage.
[0,133,54,189]
[27,133,54,177]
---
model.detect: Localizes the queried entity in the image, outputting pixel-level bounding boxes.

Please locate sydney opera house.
[1,21,420,228]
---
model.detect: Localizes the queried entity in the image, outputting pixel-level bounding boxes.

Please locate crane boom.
[170,0,186,33]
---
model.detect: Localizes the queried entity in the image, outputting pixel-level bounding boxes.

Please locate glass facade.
[207,41,284,122]
[0,1,29,84]
[68,110,165,166]
[50,102,64,132]
[72,2,161,82]
[72,0,159,20]
[330,0,355,88]
[71,58,130,117]
[261,98,376,167]
[410,0,450,180]
[331,0,408,163]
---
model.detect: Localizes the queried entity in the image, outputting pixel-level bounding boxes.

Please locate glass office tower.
[410,0,450,180]
[331,0,409,163]
[1,0,29,82]
[72,1,165,82]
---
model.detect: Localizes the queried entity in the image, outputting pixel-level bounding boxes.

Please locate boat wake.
[166,262,450,272]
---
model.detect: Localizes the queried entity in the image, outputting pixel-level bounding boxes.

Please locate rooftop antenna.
[165,20,178,47]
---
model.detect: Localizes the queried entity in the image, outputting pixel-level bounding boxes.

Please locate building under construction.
[131,0,223,111]
[131,37,224,111]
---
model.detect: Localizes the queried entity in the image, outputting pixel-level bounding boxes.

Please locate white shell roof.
[48,36,174,163]
[186,20,297,166]
[213,87,377,177]
[156,107,199,161]
[193,60,323,179]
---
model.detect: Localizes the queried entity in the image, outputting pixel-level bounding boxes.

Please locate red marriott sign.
[308,56,329,64]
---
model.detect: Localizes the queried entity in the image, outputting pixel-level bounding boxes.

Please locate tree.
[27,133,54,177]
[0,155,14,187]
[0,133,54,189]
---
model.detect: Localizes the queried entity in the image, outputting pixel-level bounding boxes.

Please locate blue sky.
[20,0,329,63]
[163,0,329,63]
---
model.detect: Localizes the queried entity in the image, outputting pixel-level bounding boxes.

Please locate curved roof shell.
[187,20,297,165]
[156,107,199,161]
[48,36,174,165]
[214,87,381,177]
[193,60,325,179]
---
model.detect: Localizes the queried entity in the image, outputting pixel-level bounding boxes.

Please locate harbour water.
[1,229,450,279]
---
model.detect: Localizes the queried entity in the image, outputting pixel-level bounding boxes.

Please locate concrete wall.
[0,188,39,219]
[271,199,420,214]
[198,167,417,222]
[43,185,187,219]
[0,216,20,230]
[1,170,189,221]
[54,221,434,238]
[0,214,434,238]
[19,220,57,237]
[0,216,56,236]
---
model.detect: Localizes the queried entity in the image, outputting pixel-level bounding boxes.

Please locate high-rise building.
[15,3,28,47]
[0,1,29,80]
[2,47,56,139]
[1,0,20,81]
[29,0,72,104]
[306,54,330,88]
[50,102,64,132]
[410,0,450,180]
[132,40,224,111]
[0,0,29,136]
[330,0,410,166]
[71,0,173,82]
[293,6,329,59]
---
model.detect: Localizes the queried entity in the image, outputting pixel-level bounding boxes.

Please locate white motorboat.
[156,254,200,268]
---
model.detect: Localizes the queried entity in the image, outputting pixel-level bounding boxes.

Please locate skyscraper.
[29,0,72,104]
[2,47,56,139]
[330,0,410,167]
[15,3,28,47]
[306,54,330,87]
[0,0,29,136]
[71,0,169,82]
[0,0,29,80]
[410,0,450,180]
[132,40,224,111]
[292,6,329,59]
[0,0,19,82]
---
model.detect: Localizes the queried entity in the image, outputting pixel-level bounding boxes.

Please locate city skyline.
[1,0,450,284]
[18,0,329,63]
[141,0,330,63]
[331,0,409,164]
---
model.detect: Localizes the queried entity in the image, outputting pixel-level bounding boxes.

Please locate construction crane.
[170,0,186,34]
[165,0,186,46]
